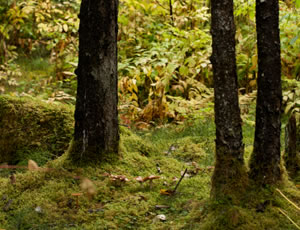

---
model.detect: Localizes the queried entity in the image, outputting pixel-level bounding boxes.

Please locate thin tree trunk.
[284,114,300,177]
[69,0,119,163]
[249,0,282,184]
[210,0,248,200]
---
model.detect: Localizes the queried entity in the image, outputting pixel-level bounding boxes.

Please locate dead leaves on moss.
[134,175,160,183]
[80,178,96,200]
[28,160,39,171]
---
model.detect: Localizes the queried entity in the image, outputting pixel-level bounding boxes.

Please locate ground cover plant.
[0,0,299,229]
[0,95,299,229]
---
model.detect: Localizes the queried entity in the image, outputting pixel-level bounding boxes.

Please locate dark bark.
[70,0,119,162]
[284,114,300,177]
[249,0,282,184]
[210,0,247,200]
[169,0,174,24]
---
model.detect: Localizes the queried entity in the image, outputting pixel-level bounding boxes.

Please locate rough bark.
[210,0,248,200]
[69,0,119,162]
[284,114,300,177]
[249,0,282,184]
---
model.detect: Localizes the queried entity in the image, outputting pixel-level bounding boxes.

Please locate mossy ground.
[0,97,299,229]
[0,95,74,165]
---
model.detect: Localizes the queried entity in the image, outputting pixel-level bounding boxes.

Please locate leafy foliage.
[0,0,299,124]
[282,79,300,125]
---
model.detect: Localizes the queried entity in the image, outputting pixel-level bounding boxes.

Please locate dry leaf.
[28,160,39,171]
[160,189,174,195]
[80,178,96,199]
[103,173,130,182]
[143,175,160,182]
[10,174,16,184]
[134,176,144,183]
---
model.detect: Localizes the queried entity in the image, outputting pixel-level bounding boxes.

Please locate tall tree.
[249,0,282,184]
[210,0,248,200]
[284,114,300,177]
[69,0,119,162]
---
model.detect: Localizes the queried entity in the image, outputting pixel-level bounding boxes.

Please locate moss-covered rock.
[0,95,74,165]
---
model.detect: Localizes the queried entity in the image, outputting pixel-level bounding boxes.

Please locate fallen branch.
[173,168,187,193]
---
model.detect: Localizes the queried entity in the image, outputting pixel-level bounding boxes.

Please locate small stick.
[276,189,300,211]
[173,168,187,193]
[277,208,300,230]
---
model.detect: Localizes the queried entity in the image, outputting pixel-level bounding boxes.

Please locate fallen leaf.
[10,174,16,184]
[160,189,174,195]
[35,206,42,213]
[80,178,96,199]
[134,176,144,183]
[143,175,160,182]
[28,160,39,171]
[155,214,166,222]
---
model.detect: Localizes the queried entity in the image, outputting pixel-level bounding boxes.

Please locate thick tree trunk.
[210,0,248,200]
[249,0,282,184]
[69,0,119,163]
[284,114,300,177]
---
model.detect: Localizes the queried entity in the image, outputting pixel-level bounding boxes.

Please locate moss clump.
[0,117,216,230]
[171,137,206,162]
[198,180,300,230]
[0,95,74,165]
[121,128,159,157]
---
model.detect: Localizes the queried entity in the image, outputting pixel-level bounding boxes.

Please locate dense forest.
[0,0,299,229]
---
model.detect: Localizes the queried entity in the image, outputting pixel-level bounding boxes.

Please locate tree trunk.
[249,0,282,184]
[69,0,119,163]
[210,0,248,200]
[284,114,300,177]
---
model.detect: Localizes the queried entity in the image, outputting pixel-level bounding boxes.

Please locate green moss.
[199,179,300,230]
[0,102,299,229]
[122,130,159,157]
[0,95,74,164]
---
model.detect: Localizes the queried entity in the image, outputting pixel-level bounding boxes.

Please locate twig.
[276,188,300,212]
[173,168,187,193]
[277,208,300,230]
[154,0,168,11]
[0,165,27,169]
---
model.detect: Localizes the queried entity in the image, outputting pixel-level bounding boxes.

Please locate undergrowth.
[0,97,299,230]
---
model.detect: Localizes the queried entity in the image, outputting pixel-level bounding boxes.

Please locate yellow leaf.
[80,178,96,199]
[130,93,138,101]
[160,189,174,195]
[249,80,256,87]
[63,24,68,32]
[288,92,294,100]
[132,83,138,93]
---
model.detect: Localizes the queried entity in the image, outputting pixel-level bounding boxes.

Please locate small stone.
[156,214,166,221]
[35,206,42,213]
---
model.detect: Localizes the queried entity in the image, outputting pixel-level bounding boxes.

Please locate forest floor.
[0,96,299,230]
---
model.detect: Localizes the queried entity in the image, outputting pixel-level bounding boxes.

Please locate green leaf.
[166,63,178,74]
[284,102,295,115]
[179,65,189,76]
[290,35,299,46]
